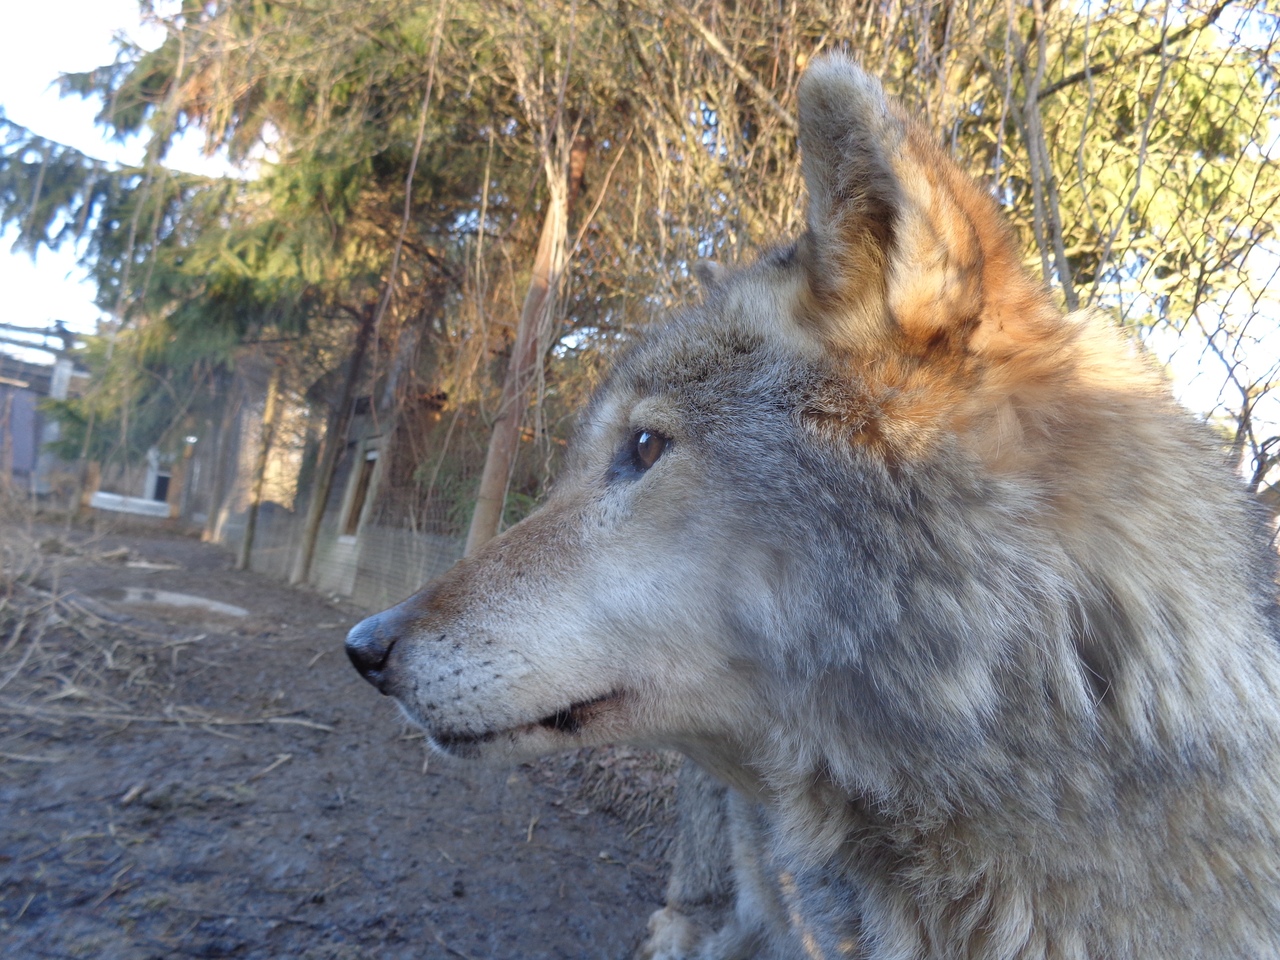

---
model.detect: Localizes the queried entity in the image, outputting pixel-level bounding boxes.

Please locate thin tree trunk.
[204,371,244,542]
[78,461,100,515]
[289,306,377,585]
[237,361,283,571]
[464,154,572,556]
[71,411,97,522]
[168,440,193,521]
[0,393,13,491]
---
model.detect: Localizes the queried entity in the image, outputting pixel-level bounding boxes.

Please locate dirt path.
[0,522,667,959]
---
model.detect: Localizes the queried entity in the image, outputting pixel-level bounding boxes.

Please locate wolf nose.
[345,613,398,692]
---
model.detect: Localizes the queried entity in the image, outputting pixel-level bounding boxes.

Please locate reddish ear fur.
[795,56,1079,468]
[796,56,1057,362]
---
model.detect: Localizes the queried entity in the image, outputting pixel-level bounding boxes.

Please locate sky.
[0,0,224,362]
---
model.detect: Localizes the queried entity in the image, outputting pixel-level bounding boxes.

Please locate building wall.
[165,348,477,614]
[193,391,464,609]
[0,387,39,481]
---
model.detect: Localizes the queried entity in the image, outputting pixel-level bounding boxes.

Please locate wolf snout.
[345,611,401,692]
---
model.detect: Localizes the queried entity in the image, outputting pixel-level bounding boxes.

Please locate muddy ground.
[0,517,675,959]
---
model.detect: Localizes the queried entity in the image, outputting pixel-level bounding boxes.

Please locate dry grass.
[0,496,329,740]
[1,518,174,718]
[530,745,683,858]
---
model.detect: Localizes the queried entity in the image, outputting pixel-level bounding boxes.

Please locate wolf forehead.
[584,254,828,427]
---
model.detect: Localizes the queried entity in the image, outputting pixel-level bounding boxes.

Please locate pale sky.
[0,0,222,360]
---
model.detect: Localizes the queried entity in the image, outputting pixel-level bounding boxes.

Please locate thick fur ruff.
[347,55,1280,959]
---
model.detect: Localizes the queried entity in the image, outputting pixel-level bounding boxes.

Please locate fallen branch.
[0,632,39,693]
[0,699,334,732]
[0,750,64,763]
[245,752,294,782]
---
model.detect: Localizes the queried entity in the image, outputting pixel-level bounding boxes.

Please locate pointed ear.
[795,56,1049,357]
[693,259,729,292]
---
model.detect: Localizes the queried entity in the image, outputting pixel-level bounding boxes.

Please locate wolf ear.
[796,56,1048,355]
[694,259,729,292]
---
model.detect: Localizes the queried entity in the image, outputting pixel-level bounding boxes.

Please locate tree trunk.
[167,440,193,521]
[464,138,586,555]
[204,371,244,543]
[78,460,100,515]
[71,413,98,521]
[289,306,377,585]
[0,392,13,491]
[237,360,283,571]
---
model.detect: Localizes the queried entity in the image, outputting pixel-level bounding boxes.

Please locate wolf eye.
[606,429,671,483]
[632,430,668,470]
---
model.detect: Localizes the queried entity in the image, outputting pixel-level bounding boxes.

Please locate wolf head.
[347,57,1279,828]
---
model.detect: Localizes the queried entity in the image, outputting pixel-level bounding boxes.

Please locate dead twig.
[427,918,477,960]
[13,892,35,922]
[0,750,64,763]
[91,863,137,908]
[245,753,293,782]
[0,700,334,732]
[2,611,29,654]
[0,632,40,693]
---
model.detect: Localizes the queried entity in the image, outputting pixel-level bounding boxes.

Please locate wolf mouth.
[429,690,623,756]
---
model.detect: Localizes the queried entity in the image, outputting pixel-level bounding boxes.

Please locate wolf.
[346,54,1280,958]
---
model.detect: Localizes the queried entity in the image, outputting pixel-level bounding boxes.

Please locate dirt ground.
[0,516,674,959]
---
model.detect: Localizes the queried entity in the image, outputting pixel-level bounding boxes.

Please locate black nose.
[345,613,398,691]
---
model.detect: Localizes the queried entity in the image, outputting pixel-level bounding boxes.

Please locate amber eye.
[606,429,671,483]
[633,430,668,471]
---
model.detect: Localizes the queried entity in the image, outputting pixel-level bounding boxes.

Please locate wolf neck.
[761,651,1280,958]
[757,764,1276,958]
